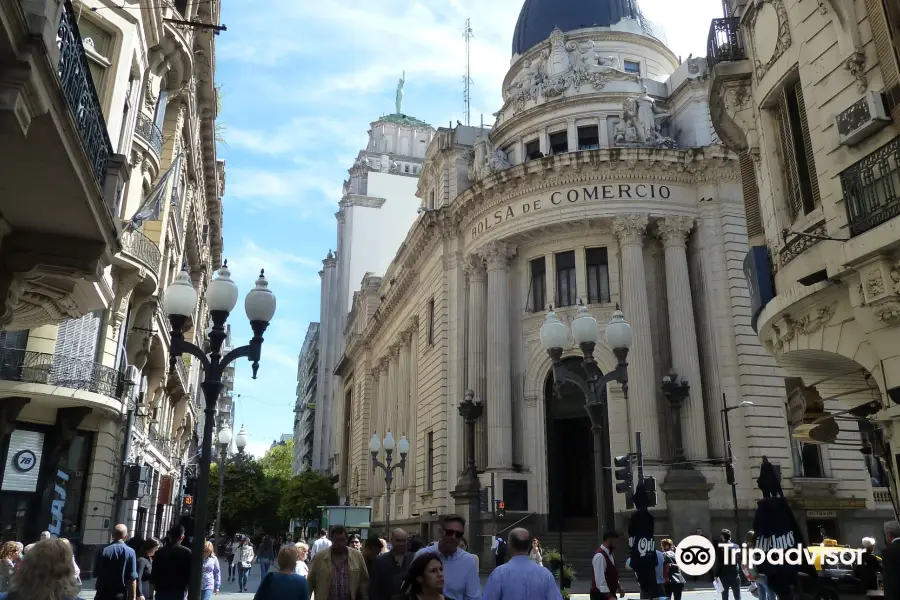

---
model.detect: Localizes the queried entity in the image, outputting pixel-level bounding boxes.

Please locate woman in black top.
[136,538,161,600]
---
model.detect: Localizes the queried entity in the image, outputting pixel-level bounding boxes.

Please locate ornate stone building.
[0,0,224,568]
[708,0,900,520]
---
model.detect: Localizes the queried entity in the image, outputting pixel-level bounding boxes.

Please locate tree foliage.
[259,440,294,481]
[279,471,339,523]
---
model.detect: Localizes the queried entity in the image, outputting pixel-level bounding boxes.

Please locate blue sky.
[214,0,724,458]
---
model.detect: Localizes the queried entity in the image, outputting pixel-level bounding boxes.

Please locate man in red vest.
[591,531,625,600]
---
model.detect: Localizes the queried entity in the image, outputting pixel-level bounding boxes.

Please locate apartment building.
[293,323,319,475]
[709,0,900,522]
[0,0,225,568]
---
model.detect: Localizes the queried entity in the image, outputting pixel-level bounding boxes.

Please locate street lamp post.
[369,431,410,535]
[452,390,484,554]
[722,399,754,538]
[661,370,691,469]
[540,304,632,545]
[163,263,276,600]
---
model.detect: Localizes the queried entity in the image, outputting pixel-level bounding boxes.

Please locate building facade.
[294,323,319,475]
[0,0,224,570]
[313,111,435,472]
[708,0,900,518]
[325,0,891,559]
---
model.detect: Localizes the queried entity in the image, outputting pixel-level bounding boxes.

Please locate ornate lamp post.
[722,400,753,537]
[540,305,632,544]
[451,390,484,554]
[163,263,276,600]
[369,431,410,534]
[661,369,691,469]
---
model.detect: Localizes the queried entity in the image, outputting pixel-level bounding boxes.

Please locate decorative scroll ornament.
[748,0,792,80]
[793,304,836,334]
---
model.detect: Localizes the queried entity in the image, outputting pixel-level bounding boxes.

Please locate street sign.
[184,495,194,507]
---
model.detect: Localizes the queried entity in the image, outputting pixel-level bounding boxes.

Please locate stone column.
[658,216,709,461]
[388,345,401,441]
[464,254,488,469]
[478,241,516,470]
[613,215,660,459]
[398,332,411,489]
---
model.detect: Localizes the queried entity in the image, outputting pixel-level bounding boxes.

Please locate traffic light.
[495,499,506,518]
[479,488,489,512]
[614,454,634,509]
[643,476,657,508]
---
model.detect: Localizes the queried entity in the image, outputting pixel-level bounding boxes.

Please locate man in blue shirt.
[414,514,481,600]
[94,524,137,600]
[483,528,561,600]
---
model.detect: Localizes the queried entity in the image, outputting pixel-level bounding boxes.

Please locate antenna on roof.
[462,18,474,127]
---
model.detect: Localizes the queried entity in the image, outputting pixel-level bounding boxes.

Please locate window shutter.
[865,0,900,124]
[54,312,102,362]
[776,91,804,219]
[793,82,822,209]
[740,152,763,237]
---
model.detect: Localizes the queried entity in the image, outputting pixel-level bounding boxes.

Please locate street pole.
[114,400,137,527]
[722,399,741,538]
[636,431,644,484]
[370,433,408,538]
[214,442,226,551]
[490,472,496,538]
[384,454,393,536]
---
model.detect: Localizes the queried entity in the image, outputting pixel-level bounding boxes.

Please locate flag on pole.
[127,153,183,230]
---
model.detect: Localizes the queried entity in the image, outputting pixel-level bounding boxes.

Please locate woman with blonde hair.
[253,545,310,600]
[0,539,80,600]
[201,540,221,600]
[293,542,309,577]
[0,541,19,592]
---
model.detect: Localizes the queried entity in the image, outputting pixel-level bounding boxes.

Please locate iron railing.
[149,427,174,460]
[135,113,163,156]
[779,221,826,267]
[57,0,113,191]
[0,348,125,399]
[174,356,189,389]
[840,137,900,236]
[707,17,746,69]
[121,228,162,272]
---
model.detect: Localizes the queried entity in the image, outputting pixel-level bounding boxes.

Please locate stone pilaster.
[613,214,660,459]
[398,331,412,489]
[658,216,709,462]
[464,254,488,470]
[388,344,401,444]
[477,240,516,470]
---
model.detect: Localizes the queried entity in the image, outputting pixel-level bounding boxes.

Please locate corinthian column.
[477,240,516,470]
[658,216,708,461]
[464,254,488,469]
[388,344,401,442]
[398,331,411,489]
[613,214,660,459]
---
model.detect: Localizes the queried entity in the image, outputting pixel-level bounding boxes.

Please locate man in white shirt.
[592,532,624,600]
[309,529,332,561]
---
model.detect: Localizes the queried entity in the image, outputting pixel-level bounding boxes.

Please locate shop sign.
[468,182,682,241]
[2,430,45,492]
[793,498,866,510]
[48,470,70,538]
[806,510,837,519]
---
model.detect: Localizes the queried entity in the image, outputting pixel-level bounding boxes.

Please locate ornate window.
[549,131,569,155]
[624,60,641,75]
[555,251,576,307]
[528,257,546,312]
[773,80,821,220]
[578,126,600,150]
[525,139,541,160]
[77,17,113,109]
[585,248,611,305]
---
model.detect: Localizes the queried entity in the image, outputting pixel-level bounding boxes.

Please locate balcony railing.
[840,137,900,236]
[707,17,746,69]
[57,0,113,192]
[121,228,162,272]
[0,348,124,399]
[779,221,826,267]
[174,356,189,388]
[134,113,164,157]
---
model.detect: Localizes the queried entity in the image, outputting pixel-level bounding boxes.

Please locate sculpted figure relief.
[614,88,678,148]
[471,134,511,181]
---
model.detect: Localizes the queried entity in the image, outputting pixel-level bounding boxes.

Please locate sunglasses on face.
[443,529,464,539]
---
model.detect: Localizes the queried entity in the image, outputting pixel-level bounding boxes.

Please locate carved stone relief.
[470,134,511,182]
[844,51,867,94]
[613,87,677,149]
[748,0,792,81]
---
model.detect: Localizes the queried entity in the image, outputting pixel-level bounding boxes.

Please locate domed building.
[318,0,889,558]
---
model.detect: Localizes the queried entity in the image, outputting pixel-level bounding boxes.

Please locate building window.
[555,251,576,307]
[585,247,611,304]
[77,18,113,103]
[578,125,600,150]
[773,80,821,219]
[173,0,189,16]
[791,438,825,478]
[624,60,641,74]
[859,420,889,487]
[528,257,547,312]
[404,165,409,173]
[427,298,435,345]
[426,431,434,491]
[525,139,541,160]
[429,189,435,209]
[549,131,569,154]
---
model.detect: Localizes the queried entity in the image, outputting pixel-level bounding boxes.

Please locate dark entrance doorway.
[545,357,609,531]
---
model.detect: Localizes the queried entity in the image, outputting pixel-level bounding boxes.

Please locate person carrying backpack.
[660,539,685,600]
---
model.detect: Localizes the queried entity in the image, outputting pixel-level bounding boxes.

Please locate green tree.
[279,471,339,525]
[208,456,282,535]
[259,440,294,481]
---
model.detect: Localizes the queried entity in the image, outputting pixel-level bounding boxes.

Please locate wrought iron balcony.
[780,221,826,267]
[0,348,124,399]
[840,137,900,236]
[121,228,162,272]
[57,0,113,191]
[134,113,164,157]
[174,355,189,389]
[707,17,746,69]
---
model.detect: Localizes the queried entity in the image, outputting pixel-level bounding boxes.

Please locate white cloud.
[242,440,272,459]
[226,238,324,291]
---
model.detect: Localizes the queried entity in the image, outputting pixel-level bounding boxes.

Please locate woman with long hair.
[660,538,685,600]
[253,545,309,600]
[201,541,221,600]
[401,553,446,600]
[258,535,275,578]
[226,534,239,582]
[529,538,543,565]
[136,538,160,600]
[293,542,309,577]
[0,542,19,593]
[237,536,255,593]
[0,539,79,600]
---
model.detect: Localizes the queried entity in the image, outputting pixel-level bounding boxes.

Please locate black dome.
[512,0,647,56]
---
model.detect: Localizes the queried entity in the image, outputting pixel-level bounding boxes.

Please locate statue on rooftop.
[396,70,405,114]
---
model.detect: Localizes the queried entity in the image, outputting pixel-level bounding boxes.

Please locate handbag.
[748,581,759,598]
[240,560,251,569]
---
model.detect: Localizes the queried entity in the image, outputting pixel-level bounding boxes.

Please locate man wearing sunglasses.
[415,514,481,600]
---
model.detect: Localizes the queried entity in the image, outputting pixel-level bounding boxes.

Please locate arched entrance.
[545,357,609,531]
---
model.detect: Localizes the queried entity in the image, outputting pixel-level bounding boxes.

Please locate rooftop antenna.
[462,18,474,126]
